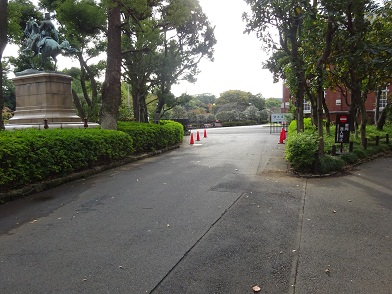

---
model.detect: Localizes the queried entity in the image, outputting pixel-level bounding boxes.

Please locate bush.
[221,120,257,127]
[319,154,345,174]
[0,128,134,191]
[288,118,316,134]
[286,131,318,173]
[286,120,392,174]
[340,152,358,164]
[118,120,184,154]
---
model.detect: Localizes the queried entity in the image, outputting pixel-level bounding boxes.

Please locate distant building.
[281,84,390,123]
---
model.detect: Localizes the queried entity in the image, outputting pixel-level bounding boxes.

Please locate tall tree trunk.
[72,89,86,119]
[376,101,390,131]
[138,94,148,122]
[359,99,367,147]
[0,0,8,130]
[375,87,381,123]
[131,83,148,123]
[131,87,140,122]
[316,74,324,154]
[322,96,331,135]
[100,1,122,130]
[351,84,367,146]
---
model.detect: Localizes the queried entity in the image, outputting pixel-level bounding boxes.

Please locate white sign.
[271,113,293,123]
[271,114,285,123]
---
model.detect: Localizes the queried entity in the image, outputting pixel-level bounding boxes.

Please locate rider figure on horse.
[23,13,59,54]
[36,13,59,53]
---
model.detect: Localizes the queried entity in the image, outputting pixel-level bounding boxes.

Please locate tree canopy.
[2,0,216,129]
[244,0,392,148]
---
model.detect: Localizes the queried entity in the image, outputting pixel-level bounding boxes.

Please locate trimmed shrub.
[286,131,318,173]
[221,120,258,127]
[319,154,345,174]
[118,120,184,154]
[0,128,134,191]
[340,152,359,164]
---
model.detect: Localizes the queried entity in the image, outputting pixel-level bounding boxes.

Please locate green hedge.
[222,120,258,127]
[118,120,184,154]
[0,128,134,191]
[286,120,392,174]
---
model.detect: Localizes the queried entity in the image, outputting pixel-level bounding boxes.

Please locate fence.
[270,123,288,134]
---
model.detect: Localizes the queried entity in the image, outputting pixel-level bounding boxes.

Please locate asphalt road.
[1,125,391,294]
[0,125,303,294]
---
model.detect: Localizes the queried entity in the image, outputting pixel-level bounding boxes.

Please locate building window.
[336,99,341,106]
[380,88,388,109]
[304,100,311,113]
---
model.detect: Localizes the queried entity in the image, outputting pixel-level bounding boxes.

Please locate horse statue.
[21,15,78,70]
[32,38,78,70]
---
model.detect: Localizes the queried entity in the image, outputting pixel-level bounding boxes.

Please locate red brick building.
[281,85,390,123]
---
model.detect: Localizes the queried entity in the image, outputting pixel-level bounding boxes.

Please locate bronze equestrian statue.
[22,13,77,70]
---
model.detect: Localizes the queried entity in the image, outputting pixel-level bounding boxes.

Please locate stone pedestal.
[6,72,99,130]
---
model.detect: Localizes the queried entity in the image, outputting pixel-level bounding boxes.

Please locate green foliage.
[319,154,345,174]
[340,152,359,164]
[265,97,281,108]
[286,122,392,174]
[8,0,41,44]
[288,118,315,135]
[0,128,134,191]
[286,132,318,173]
[221,120,257,127]
[215,90,264,113]
[118,120,184,153]
[2,62,16,111]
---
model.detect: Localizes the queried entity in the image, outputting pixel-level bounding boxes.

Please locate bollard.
[331,145,336,156]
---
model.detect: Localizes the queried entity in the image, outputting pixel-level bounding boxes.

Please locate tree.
[122,1,161,123]
[328,0,381,146]
[265,97,281,111]
[244,0,310,132]
[100,0,122,130]
[122,0,216,123]
[153,0,216,118]
[0,0,8,130]
[243,105,260,121]
[53,0,107,122]
[214,90,263,114]
[370,1,392,129]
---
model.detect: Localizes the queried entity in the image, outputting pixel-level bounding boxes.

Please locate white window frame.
[303,100,311,113]
[380,88,388,109]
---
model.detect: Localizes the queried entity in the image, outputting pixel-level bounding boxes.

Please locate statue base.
[6,72,99,130]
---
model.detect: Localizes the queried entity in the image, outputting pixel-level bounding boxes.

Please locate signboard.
[335,114,351,143]
[271,113,293,124]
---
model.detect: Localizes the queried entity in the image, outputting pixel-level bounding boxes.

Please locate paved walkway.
[269,145,392,294]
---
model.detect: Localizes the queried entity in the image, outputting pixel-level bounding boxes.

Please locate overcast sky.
[171,0,283,98]
[3,0,283,99]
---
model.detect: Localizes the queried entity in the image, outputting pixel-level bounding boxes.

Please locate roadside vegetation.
[0,121,183,193]
[244,0,392,174]
[286,118,392,175]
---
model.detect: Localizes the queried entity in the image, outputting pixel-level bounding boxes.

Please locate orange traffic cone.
[203,129,207,138]
[190,133,195,145]
[196,131,201,141]
[279,128,286,144]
